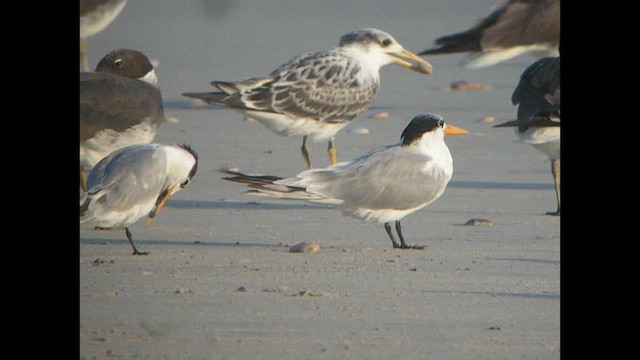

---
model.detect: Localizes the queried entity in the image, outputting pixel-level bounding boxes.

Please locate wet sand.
[80,1,560,358]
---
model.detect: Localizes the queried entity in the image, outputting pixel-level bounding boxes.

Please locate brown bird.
[494,56,560,215]
[80,49,164,191]
[419,0,560,69]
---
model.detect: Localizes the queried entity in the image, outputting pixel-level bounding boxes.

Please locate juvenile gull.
[80,49,164,191]
[183,28,433,169]
[80,143,199,255]
[419,0,560,69]
[494,56,560,215]
[221,114,467,249]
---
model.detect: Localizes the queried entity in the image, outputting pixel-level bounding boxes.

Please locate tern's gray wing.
[302,146,450,211]
[80,72,164,141]
[84,145,167,214]
[209,50,378,123]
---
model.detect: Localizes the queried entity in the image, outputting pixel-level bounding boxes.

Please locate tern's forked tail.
[220,169,330,202]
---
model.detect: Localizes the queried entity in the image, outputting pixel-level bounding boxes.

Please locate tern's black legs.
[395,221,409,248]
[125,228,149,255]
[384,221,425,250]
[546,159,560,216]
[384,222,400,248]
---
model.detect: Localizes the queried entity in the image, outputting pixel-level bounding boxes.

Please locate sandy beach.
[79,0,560,358]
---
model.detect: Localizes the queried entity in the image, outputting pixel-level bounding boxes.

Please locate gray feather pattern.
[197,49,379,123]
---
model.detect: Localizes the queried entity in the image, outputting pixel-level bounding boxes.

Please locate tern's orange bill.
[444,124,469,135]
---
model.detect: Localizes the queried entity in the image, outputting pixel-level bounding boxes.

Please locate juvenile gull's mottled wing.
[188,49,379,124]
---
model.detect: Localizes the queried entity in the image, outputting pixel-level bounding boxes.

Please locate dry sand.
[80,1,560,358]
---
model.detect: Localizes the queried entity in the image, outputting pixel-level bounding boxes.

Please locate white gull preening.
[183,28,433,169]
[80,143,199,255]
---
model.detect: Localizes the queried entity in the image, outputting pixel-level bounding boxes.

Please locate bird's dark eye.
[181,179,190,188]
[381,38,392,47]
[114,58,124,67]
[438,120,444,127]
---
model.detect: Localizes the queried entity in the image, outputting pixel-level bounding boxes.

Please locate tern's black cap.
[401,113,445,146]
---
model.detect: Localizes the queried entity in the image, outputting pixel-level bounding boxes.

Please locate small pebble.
[347,127,370,135]
[175,287,193,294]
[464,218,493,226]
[243,116,257,123]
[370,111,390,120]
[166,117,180,124]
[289,241,320,253]
[262,286,290,294]
[297,289,324,297]
[450,81,491,91]
[481,116,496,124]
[219,166,240,173]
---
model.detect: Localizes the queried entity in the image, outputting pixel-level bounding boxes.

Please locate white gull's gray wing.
[81,145,167,221]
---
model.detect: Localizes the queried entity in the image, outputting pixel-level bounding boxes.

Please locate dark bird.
[494,56,560,215]
[80,49,164,191]
[419,0,560,69]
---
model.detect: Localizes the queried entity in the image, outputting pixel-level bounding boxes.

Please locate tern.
[222,113,468,249]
